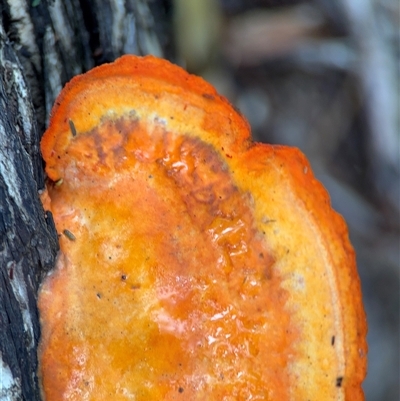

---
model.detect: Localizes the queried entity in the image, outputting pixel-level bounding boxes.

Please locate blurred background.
[172,0,399,400]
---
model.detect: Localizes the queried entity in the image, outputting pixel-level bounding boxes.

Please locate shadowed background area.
[173,0,399,400]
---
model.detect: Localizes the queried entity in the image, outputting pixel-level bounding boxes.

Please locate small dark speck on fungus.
[63,229,76,241]
[68,119,77,137]
[202,93,215,100]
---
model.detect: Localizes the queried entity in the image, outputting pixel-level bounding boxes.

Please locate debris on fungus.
[38,55,367,400]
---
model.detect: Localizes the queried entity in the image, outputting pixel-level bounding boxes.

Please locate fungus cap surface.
[39,55,367,400]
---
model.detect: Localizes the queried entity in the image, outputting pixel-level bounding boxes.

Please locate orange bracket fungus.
[38,55,367,400]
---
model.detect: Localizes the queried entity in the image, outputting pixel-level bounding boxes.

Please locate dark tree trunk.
[0,26,59,400]
[0,1,173,399]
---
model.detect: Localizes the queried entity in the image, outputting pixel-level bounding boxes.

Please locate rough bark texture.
[0,24,59,400]
[0,1,173,399]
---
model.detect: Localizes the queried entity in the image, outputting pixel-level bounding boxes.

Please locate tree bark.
[0,24,59,400]
[0,1,173,399]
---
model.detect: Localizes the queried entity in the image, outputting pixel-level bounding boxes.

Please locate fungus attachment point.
[38,55,367,400]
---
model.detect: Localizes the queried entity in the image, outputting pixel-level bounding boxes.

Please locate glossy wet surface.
[38,117,293,400]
